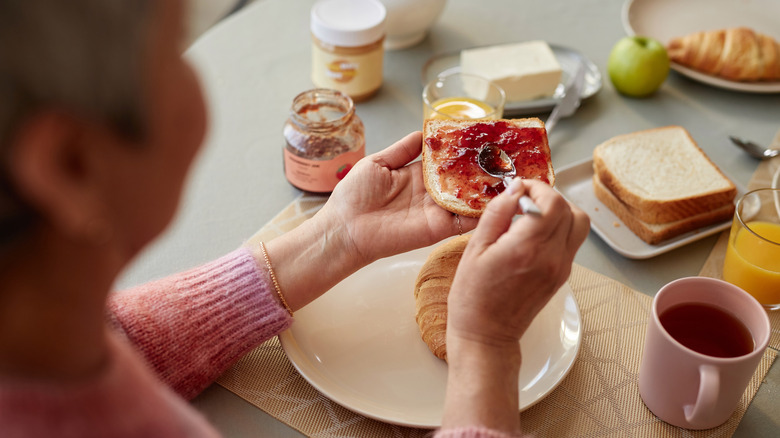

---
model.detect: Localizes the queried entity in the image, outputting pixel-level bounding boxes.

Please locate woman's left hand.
[317,131,478,265]
[259,131,477,312]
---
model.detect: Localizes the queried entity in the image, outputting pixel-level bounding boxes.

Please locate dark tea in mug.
[659,302,754,358]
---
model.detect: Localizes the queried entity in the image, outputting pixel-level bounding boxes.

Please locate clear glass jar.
[283,89,365,194]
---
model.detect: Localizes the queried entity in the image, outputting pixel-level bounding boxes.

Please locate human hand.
[258,132,479,312]
[316,131,478,265]
[447,178,590,348]
[439,179,588,433]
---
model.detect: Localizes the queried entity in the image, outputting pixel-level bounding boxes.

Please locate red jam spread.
[425,121,551,211]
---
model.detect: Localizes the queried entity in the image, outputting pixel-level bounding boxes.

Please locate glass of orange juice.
[722,188,780,309]
[422,72,506,120]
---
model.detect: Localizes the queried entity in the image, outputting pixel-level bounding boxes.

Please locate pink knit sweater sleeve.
[106,247,292,400]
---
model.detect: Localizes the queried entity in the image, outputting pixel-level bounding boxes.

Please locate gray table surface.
[117,0,780,436]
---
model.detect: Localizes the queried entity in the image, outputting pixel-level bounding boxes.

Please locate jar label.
[311,46,383,98]
[284,146,366,192]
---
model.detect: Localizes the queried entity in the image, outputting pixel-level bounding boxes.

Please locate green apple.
[608,36,670,98]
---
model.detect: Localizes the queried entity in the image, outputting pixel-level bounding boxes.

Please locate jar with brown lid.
[310,0,386,101]
[283,89,365,194]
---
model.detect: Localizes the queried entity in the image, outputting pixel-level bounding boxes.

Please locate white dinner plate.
[421,43,602,115]
[279,242,582,428]
[622,0,780,93]
[555,158,745,259]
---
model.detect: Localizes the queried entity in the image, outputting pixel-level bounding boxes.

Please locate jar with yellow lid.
[310,0,386,101]
[283,89,365,194]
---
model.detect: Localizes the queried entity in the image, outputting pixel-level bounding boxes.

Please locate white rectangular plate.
[555,158,743,259]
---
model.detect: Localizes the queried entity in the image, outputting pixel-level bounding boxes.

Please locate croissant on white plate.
[666,27,780,82]
[413,234,470,362]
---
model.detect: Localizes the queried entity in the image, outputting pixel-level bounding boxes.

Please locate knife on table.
[545,63,586,133]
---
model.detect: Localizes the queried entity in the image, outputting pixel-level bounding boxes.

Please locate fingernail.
[507,177,523,195]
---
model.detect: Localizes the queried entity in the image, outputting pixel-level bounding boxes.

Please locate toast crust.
[592,126,736,224]
[422,118,554,217]
[593,174,734,245]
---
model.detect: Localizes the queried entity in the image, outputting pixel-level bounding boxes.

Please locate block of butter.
[460,41,562,101]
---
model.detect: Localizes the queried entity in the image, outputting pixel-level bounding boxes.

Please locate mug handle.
[683,364,719,425]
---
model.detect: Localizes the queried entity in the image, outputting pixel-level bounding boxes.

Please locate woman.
[0,0,589,437]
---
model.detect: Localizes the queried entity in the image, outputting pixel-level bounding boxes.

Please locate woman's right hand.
[447,178,589,348]
[438,178,588,435]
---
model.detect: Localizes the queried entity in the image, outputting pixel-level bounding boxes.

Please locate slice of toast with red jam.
[422,118,554,217]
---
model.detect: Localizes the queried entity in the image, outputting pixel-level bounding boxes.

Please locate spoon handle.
[519,196,542,216]
[503,176,542,215]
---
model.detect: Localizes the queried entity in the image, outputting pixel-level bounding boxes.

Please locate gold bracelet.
[260,242,293,317]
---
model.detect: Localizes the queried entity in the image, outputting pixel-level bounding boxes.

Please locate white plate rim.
[555,157,744,259]
[621,0,780,94]
[279,245,582,428]
[421,43,603,115]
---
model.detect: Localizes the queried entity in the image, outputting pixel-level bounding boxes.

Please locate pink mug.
[638,277,770,429]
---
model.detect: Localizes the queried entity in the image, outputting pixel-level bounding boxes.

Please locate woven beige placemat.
[216,190,776,437]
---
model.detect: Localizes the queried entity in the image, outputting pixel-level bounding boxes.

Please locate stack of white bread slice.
[592,126,737,245]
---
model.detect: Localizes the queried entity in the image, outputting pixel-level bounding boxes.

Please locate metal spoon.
[729,136,780,160]
[477,144,542,215]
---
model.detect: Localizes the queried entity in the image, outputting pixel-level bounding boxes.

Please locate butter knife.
[545,63,586,133]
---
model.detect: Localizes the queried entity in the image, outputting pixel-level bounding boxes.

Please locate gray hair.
[0,0,151,243]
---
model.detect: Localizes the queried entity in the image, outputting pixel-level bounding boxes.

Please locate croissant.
[413,235,470,362]
[667,27,780,81]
